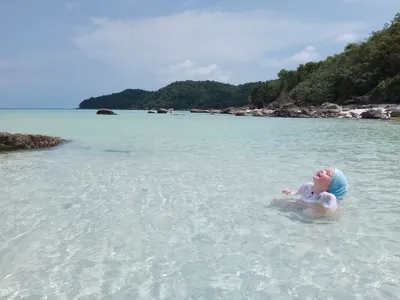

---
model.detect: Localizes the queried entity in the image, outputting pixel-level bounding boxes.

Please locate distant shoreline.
[77,103,400,120]
[2,103,399,121]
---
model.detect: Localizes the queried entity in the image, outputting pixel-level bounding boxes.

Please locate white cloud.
[160,59,230,83]
[263,45,320,68]
[336,33,358,43]
[290,45,320,64]
[71,9,365,83]
[170,59,196,70]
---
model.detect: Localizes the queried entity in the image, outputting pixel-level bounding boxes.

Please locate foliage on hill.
[251,13,400,108]
[79,80,261,110]
[79,89,152,109]
[79,13,400,110]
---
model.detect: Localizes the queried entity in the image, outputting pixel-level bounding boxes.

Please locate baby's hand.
[282,188,292,195]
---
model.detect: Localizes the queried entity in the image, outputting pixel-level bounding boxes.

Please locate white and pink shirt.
[291,182,338,211]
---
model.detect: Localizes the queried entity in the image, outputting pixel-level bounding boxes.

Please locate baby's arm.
[282,182,313,196]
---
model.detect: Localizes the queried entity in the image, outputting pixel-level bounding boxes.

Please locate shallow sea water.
[0,109,399,299]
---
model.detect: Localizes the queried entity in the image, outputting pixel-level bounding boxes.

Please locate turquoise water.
[0,109,399,299]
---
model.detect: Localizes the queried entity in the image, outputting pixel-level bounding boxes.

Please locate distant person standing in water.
[282,168,349,215]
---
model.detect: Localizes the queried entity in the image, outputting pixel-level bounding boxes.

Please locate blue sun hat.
[329,168,349,200]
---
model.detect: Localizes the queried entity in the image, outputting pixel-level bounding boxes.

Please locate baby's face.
[313,168,335,190]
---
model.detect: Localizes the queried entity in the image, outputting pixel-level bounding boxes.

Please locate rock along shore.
[0,132,68,152]
[189,102,400,120]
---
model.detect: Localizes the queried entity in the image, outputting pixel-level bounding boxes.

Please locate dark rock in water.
[148,111,156,113]
[96,108,117,115]
[157,108,168,113]
[0,132,67,152]
[360,109,390,120]
[389,106,400,117]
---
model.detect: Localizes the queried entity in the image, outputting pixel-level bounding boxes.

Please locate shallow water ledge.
[0,132,68,152]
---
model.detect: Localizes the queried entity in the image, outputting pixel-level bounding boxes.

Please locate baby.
[282,168,349,213]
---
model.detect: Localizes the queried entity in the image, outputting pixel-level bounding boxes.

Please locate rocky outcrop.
[360,108,390,120]
[0,132,67,152]
[247,102,344,119]
[280,103,300,111]
[173,102,396,120]
[261,109,274,116]
[190,108,222,114]
[252,109,264,117]
[343,96,371,106]
[271,108,312,118]
[317,102,342,114]
[339,111,362,119]
[389,106,400,117]
[96,109,117,115]
[220,107,233,114]
[157,109,168,113]
[235,110,251,116]
[191,109,210,113]
[148,110,156,113]
[266,101,281,110]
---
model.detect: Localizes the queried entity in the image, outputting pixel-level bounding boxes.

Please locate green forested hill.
[78,80,261,110]
[78,89,152,110]
[79,13,400,110]
[251,13,400,108]
[142,81,262,109]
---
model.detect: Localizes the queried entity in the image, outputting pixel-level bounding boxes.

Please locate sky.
[0,0,399,108]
